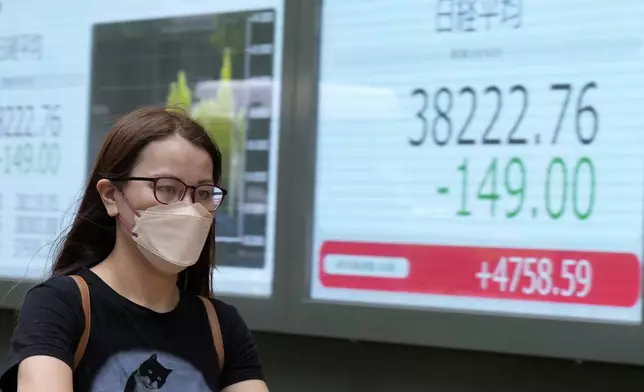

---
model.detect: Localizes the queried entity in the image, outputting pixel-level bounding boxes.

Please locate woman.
[0,107,269,392]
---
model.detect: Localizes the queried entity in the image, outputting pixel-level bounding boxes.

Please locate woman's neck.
[91,234,180,313]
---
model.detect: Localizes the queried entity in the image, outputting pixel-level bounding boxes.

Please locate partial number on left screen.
[0,104,62,176]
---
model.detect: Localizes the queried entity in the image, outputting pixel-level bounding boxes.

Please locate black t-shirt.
[0,268,264,392]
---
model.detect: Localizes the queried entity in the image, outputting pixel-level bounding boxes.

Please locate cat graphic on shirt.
[124,353,173,392]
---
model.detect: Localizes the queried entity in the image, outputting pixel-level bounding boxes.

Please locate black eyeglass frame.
[110,176,228,212]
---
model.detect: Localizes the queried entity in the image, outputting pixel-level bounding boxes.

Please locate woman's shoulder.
[41,274,81,289]
[17,274,86,330]
[209,297,240,318]
[203,297,247,333]
[197,296,255,343]
[24,274,83,308]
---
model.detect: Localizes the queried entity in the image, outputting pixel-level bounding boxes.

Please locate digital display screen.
[311,0,644,323]
[0,0,92,279]
[0,0,282,297]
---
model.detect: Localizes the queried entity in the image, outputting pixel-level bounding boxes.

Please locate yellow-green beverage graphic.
[90,9,276,270]
[166,48,245,216]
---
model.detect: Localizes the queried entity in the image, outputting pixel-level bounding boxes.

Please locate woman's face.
[102,134,214,223]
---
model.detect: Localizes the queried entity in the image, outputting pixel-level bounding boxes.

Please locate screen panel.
[0,0,284,300]
[0,0,92,279]
[310,0,644,324]
[90,0,284,297]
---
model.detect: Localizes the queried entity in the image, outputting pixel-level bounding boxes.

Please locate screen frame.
[276,0,644,367]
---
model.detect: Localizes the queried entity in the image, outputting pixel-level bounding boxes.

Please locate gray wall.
[1,308,642,392]
[0,313,9,360]
[256,333,644,392]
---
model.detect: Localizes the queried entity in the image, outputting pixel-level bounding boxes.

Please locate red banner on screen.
[319,241,641,307]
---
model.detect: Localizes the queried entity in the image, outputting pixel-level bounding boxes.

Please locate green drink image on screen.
[166,47,246,218]
[89,9,276,267]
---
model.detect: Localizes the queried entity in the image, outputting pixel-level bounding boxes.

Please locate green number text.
[455,157,595,220]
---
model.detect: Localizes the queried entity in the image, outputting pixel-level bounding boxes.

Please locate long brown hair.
[51,106,222,296]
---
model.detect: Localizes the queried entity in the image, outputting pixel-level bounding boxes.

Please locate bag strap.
[70,275,91,371]
[198,296,225,371]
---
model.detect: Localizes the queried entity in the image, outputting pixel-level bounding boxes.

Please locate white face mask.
[128,202,213,274]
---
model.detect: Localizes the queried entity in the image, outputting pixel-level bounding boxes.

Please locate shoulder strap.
[68,279,223,372]
[70,275,91,371]
[198,296,225,371]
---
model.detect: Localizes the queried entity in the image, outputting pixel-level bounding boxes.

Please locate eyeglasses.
[112,176,227,212]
